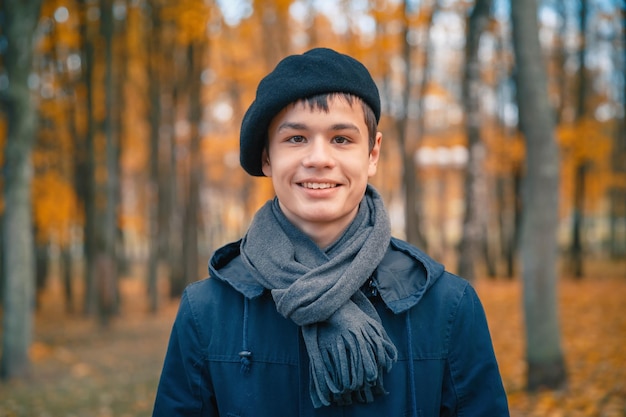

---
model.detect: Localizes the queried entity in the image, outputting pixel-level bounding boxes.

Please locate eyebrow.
[277,122,361,133]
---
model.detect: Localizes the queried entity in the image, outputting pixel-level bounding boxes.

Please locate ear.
[261,148,272,177]
[368,132,382,177]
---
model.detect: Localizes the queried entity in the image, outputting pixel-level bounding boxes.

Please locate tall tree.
[0,0,43,380]
[182,41,204,292]
[570,0,589,278]
[146,0,164,312]
[511,0,567,390]
[77,0,98,315]
[94,0,120,325]
[610,5,626,258]
[397,0,432,250]
[166,44,187,298]
[493,15,522,280]
[160,30,179,297]
[457,0,492,281]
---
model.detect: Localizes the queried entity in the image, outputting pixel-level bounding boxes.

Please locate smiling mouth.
[300,182,337,190]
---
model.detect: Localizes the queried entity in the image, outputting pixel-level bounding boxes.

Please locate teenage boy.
[152,47,509,417]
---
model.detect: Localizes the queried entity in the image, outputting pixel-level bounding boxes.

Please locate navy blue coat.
[152,237,509,416]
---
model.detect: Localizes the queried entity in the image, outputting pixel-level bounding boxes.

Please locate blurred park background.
[0,0,625,416]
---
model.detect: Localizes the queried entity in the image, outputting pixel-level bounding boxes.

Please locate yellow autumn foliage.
[162,0,216,45]
[32,171,80,246]
[557,117,615,212]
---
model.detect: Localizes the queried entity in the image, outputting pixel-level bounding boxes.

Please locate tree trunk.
[511,0,567,391]
[158,18,176,291]
[504,170,523,279]
[398,0,430,250]
[164,37,186,298]
[570,163,588,278]
[553,1,568,124]
[482,222,497,278]
[94,0,119,326]
[494,17,521,280]
[457,0,491,281]
[147,0,163,312]
[0,217,3,307]
[611,8,626,259]
[78,0,98,316]
[34,241,49,310]
[114,8,128,281]
[570,0,589,278]
[610,12,626,257]
[183,42,204,285]
[61,247,74,314]
[0,0,43,380]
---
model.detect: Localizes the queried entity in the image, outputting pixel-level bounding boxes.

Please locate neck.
[299,222,350,249]
[279,204,358,249]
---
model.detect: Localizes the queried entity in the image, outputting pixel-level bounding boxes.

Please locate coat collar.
[208,237,445,314]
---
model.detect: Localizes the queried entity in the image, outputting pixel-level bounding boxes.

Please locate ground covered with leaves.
[0,260,624,417]
[479,260,626,417]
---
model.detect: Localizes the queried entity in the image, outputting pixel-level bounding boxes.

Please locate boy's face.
[262,96,382,246]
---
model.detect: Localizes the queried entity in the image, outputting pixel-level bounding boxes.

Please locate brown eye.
[288,135,306,143]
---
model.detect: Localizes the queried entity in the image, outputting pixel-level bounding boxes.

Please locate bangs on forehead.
[298,92,357,112]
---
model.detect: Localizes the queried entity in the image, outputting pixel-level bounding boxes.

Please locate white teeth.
[302,182,336,190]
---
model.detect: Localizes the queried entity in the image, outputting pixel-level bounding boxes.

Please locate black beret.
[239,47,381,176]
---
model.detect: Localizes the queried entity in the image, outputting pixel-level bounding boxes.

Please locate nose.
[303,138,335,169]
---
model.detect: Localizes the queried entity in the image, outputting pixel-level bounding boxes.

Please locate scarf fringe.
[306,301,397,408]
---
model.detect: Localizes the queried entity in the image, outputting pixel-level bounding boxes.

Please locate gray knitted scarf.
[240,185,397,408]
